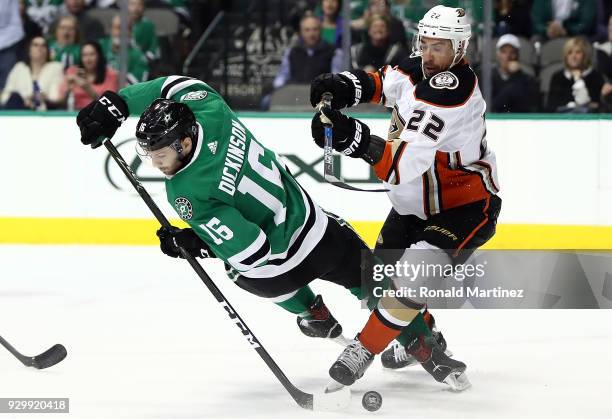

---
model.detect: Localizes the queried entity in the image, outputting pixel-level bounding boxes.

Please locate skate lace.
[338,341,372,373]
[392,343,408,362]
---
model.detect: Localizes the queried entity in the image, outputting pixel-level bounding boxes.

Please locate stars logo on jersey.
[430,72,459,90]
[174,197,193,220]
[207,141,218,154]
[180,90,208,101]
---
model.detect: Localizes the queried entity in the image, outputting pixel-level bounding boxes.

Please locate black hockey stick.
[102,139,350,411]
[0,335,67,369]
[319,93,388,193]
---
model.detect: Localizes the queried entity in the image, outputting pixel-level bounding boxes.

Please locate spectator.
[547,36,604,112]
[273,14,342,90]
[319,0,343,47]
[531,0,597,40]
[24,0,62,35]
[494,0,533,38]
[351,14,408,71]
[491,34,540,112]
[61,0,105,42]
[48,15,80,69]
[352,0,407,46]
[594,15,612,110]
[0,0,25,90]
[59,41,118,110]
[99,15,150,85]
[1,35,63,109]
[16,0,43,61]
[128,0,161,62]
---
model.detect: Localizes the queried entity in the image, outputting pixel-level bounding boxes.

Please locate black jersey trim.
[265,186,317,267]
[238,239,271,267]
[161,76,193,99]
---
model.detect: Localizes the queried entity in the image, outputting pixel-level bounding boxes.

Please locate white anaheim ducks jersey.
[369,56,500,219]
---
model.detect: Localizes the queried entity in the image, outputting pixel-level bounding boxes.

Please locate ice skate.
[407,335,471,391]
[328,337,374,386]
[297,295,343,339]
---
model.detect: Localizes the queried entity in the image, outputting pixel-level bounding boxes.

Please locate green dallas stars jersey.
[119,76,328,279]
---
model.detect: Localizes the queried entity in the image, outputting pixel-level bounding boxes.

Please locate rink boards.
[0,113,611,249]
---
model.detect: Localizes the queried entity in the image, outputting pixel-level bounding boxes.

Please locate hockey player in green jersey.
[75,75,374,342]
[75,75,464,389]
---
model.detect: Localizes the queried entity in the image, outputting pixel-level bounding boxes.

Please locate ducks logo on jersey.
[430,71,459,90]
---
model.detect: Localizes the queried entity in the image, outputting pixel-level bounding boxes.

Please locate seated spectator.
[128,0,161,62]
[494,0,533,38]
[1,35,63,110]
[59,41,118,110]
[594,15,612,110]
[273,14,342,90]
[352,0,407,46]
[351,14,408,71]
[48,15,80,69]
[61,0,105,42]
[99,15,150,84]
[24,0,62,35]
[547,36,604,112]
[0,0,25,90]
[319,0,343,47]
[491,34,540,112]
[531,0,597,40]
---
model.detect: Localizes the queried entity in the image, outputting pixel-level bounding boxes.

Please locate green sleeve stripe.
[161,76,207,100]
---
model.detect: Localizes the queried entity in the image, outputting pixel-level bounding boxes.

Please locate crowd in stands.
[0,0,184,110]
[2,0,612,113]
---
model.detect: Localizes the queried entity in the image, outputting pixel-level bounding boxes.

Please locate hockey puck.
[362,391,382,412]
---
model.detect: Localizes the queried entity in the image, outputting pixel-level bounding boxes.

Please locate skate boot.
[329,337,375,386]
[297,295,342,339]
[407,335,471,391]
[381,310,449,369]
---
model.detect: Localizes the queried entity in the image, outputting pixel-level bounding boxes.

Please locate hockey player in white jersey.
[309,5,501,389]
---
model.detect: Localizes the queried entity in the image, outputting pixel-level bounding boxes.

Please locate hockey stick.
[0,335,67,369]
[102,139,350,411]
[319,93,388,193]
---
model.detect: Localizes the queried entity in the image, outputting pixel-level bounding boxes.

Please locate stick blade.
[31,344,67,369]
[312,384,351,411]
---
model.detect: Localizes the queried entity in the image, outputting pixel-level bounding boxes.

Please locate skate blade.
[331,334,351,347]
[443,371,471,392]
[312,381,351,411]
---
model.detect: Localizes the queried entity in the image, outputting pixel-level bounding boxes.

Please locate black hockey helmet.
[135,98,197,153]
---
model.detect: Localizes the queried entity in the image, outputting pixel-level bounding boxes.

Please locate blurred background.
[2,0,612,113]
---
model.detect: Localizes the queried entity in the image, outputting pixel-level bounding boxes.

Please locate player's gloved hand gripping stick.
[317,93,388,192]
[101,139,350,411]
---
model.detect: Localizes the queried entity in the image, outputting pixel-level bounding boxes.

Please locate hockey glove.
[310,73,359,109]
[311,107,371,158]
[76,90,128,149]
[156,226,215,259]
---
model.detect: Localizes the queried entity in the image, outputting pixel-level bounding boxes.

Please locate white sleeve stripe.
[166,79,205,99]
[228,230,270,271]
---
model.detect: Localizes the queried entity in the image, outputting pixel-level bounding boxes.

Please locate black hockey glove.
[310,73,358,109]
[156,226,215,259]
[76,90,128,149]
[311,107,371,158]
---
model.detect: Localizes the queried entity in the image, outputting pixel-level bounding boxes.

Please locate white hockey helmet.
[411,5,472,67]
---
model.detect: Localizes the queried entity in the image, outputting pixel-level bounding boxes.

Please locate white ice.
[1,245,611,419]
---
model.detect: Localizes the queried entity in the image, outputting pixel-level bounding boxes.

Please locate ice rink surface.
[1,245,611,419]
